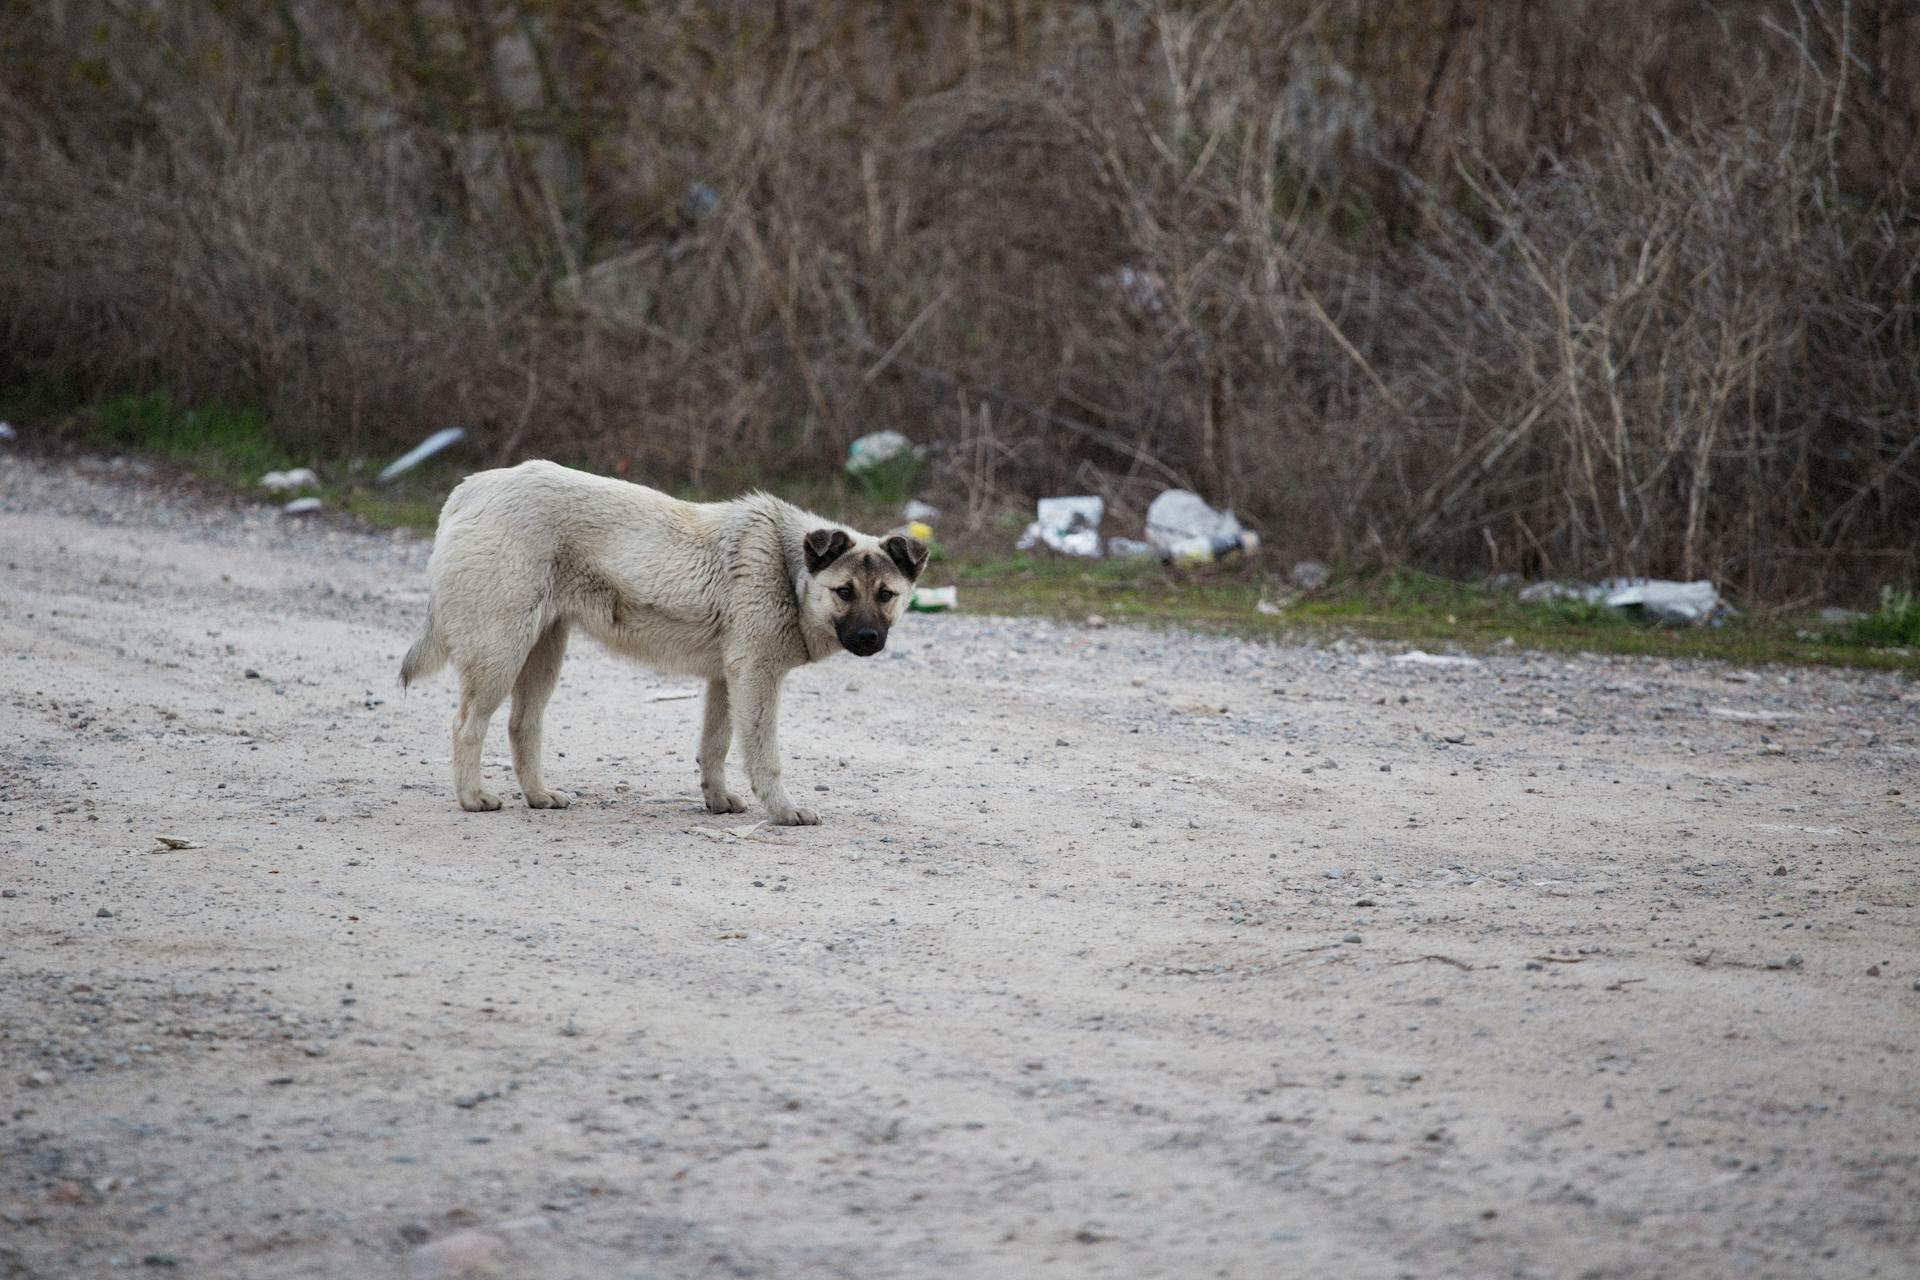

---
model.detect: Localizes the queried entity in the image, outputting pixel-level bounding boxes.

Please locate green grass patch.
[86,392,299,489]
[1853,588,1920,648]
[935,557,1917,674]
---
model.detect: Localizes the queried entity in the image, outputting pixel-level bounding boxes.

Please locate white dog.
[400,461,926,824]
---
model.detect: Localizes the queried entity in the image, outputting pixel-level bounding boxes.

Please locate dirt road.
[3,454,1917,1279]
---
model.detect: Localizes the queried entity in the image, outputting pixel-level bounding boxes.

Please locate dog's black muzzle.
[840,625,886,657]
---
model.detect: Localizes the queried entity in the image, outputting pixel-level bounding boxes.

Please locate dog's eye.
[833,585,856,602]
[875,588,895,603]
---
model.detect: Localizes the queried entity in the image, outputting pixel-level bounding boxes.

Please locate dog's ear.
[803,528,854,573]
[882,533,929,582]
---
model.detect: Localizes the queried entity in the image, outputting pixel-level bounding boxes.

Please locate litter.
[909,585,958,612]
[845,430,917,474]
[905,520,934,543]
[282,497,323,516]
[846,430,925,501]
[1391,650,1483,669]
[902,499,940,522]
[1145,489,1259,565]
[1519,577,1724,626]
[1106,537,1153,560]
[0,421,16,442]
[378,427,466,483]
[1145,489,1243,555]
[1602,579,1721,626]
[1167,529,1260,567]
[259,467,319,493]
[152,835,203,850]
[1290,560,1330,591]
[1016,495,1104,557]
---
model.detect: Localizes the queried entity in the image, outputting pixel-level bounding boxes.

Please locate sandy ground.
[2,452,1918,1280]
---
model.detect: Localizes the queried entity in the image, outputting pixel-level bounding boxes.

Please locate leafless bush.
[1,0,1915,599]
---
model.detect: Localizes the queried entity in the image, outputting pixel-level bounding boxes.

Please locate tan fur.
[400,460,924,824]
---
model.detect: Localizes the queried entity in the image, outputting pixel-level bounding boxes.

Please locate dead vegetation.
[1,1,1916,600]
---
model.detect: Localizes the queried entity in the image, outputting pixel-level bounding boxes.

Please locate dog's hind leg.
[450,613,542,813]
[697,678,745,814]
[509,621,570,809]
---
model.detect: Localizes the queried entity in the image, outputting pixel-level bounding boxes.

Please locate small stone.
[95,907,114,918]
[1353,898,1377,908]
[22,1070,54,1088]
[49,1180,85,1204]
[244,669,260,679]
[1379,764,1391,772]
[1442,732,1467,745]
[1787,954,1803,968]
[406,1231,506,1280]
[1085,614,1107,629]
[142,1254,179,1268]
[1524,961,1545,971]
[1055,738,1071,747]
[1866,964,1881,977]
[814,783,829,792]
[1771,865,1788,876]
[1130,819,1144,829]
[1342,933,1363,944]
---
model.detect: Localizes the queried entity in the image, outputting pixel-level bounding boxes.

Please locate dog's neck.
[780,523,840,664]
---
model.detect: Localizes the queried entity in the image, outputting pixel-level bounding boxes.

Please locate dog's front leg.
[729,666,817,826]
[697,677,746,814]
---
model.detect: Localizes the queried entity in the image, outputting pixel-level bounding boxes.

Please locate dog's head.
[802,527,926,657]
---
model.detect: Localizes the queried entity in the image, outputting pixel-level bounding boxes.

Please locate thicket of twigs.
[3,1,1916,599]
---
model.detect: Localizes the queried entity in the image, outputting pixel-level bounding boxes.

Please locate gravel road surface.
[3,454,1917,1279]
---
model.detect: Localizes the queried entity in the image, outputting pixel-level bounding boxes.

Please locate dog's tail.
[399,607,449,690]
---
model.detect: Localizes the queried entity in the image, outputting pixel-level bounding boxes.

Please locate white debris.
[1290,560,1330,591]
[908,585,958,612]
[282,497,323,516]
[1518,576,1724,626]
[902,499,940,522]
[259,467,319,492]
[1145,489,1243,556]
[1106,537,1154,560]
[0,421,16,442]
[1599,579,1721,626]
[845,430,916,475]
[1016,496,1104,557]
[378,427,466,483]
[1391,650,1483,669]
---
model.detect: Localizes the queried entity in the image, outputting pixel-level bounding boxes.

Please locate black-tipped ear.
[882,533,929,582]
[804,528,854,573]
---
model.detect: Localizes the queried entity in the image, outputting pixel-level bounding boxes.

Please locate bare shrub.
[1,0,1915,599]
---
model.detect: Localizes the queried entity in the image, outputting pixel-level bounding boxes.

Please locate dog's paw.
[460,790,502,812]
[704,788,747,815]
[526,789,571,810]
[771,806,820,827]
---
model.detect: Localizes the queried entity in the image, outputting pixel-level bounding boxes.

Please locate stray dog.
[399,460,926,825]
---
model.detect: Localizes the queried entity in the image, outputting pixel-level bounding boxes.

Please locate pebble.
[1342,933,1363,944]
[407,1231,506,1280]
[95,906,114,918]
